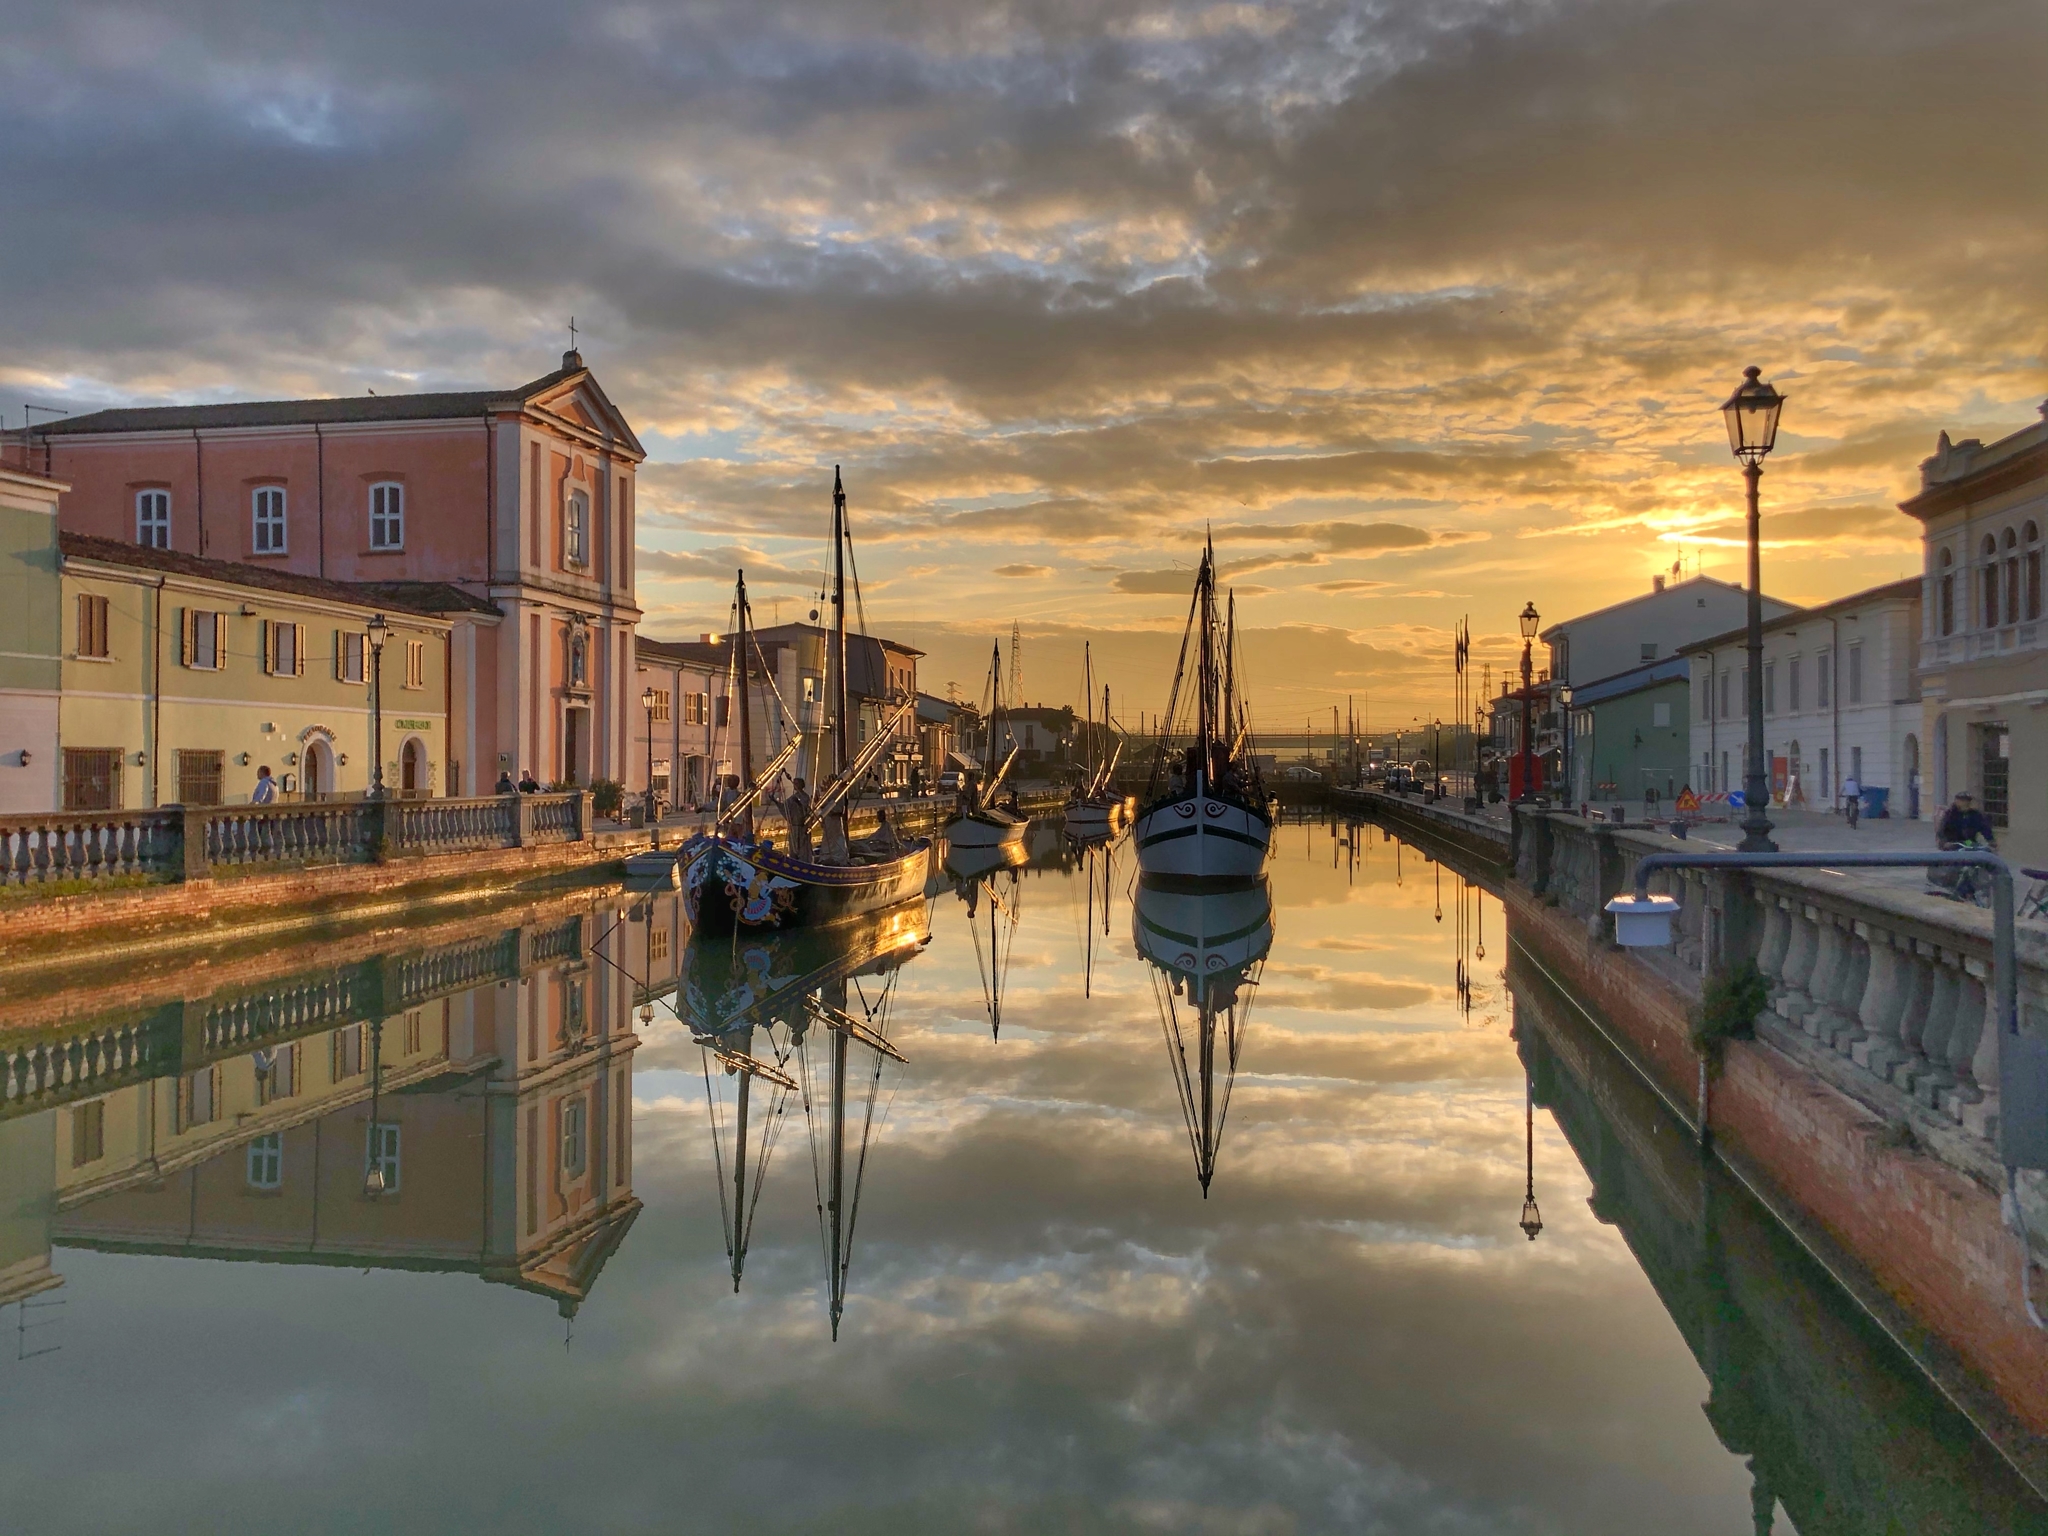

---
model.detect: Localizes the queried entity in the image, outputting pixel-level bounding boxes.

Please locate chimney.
[1653,574,1667,593]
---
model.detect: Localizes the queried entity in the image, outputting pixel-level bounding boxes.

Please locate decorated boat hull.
[1133,786,1271,879]
[682,834,933,934]
[1132,874,1273,981]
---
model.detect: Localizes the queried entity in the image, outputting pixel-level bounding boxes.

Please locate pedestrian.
[251,765,278,804]
[1841,770,1861,830]
[786,777,813,856]
[495,768,517,795]
[518,768,540,793]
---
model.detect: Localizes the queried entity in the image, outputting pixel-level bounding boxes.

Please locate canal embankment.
[0,788,1070,972]
[1337,784,2048,1489]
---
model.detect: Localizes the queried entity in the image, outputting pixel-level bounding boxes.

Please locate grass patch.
[1692,962,1768,1076]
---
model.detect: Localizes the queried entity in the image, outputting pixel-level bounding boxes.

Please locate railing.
[1515,809,2048,1183]
[0,809,179,886]
[0,792,592,888]
[206,802,368,867]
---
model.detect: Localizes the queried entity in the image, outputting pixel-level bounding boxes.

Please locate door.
[563,709,584,787]
[401,739,424,797]
[304,741,328,800]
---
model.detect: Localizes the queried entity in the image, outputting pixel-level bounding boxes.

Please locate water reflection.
[0,820,2039,1533]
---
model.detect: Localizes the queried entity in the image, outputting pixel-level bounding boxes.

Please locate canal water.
[0,817,2039,1533]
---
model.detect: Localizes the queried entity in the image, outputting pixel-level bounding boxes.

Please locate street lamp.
[1721,365,1785,853]
[1516,601,1539,803]
[641,686,659,824]
[366,614,390,800]
[1555,684,1574,809]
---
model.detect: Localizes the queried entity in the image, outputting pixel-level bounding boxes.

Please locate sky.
[3,0,2044,729]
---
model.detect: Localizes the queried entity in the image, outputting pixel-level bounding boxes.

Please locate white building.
[1541,573,1797,690]
[1682,579,1923,815]
[1901,404,2048,863]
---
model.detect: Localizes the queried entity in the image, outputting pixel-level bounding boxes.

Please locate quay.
[1339,784,2048,1492]
[0,788,1072,972]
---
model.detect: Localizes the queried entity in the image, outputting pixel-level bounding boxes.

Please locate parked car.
[938,770,965,792]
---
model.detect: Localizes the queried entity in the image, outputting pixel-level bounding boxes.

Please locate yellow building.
[57,532,489,807]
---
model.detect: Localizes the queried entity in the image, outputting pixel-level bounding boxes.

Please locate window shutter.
[261,620,272,674]
[334,629,345,681]
[180,609,195,668]
[213,613,226,670]
[293,624,305,676]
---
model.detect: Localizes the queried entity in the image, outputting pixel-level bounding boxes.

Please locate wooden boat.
[945,640,1028,850]
[1065,648,1125,834]
[1134,873,1273,1196]
[681,469,932,933]
[1133,544,1272,880]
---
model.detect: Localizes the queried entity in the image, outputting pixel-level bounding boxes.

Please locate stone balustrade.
[1513,808,2048,1186]
[0,792,591,889]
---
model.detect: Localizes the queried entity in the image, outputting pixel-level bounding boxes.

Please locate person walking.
[1841,770,1861,830]
[251,765,278,805]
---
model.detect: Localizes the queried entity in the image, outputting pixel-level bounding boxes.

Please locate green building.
[1564,656,1692,809]
[0,467,63,813]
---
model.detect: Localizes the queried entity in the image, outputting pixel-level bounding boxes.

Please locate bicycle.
[1928,839,1998,909]
[2021,868,2048,923]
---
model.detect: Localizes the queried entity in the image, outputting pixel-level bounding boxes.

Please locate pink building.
[26,350,645,794]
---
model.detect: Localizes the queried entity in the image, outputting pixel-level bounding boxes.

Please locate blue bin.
[1861,785,1889,819]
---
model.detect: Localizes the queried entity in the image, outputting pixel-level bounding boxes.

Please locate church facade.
[26,350,644,796]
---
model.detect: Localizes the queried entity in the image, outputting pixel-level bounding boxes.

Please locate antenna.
[1009,620,1021,704]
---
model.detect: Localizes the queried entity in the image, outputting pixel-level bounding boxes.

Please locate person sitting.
[495,769,517,795]
[1937,792,1996,848]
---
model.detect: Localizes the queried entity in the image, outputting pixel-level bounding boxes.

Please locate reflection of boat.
[1134,875,1273,1195]
[955,847,1023,1038]
[946,641,1029,851]
[943,836,1030,885]
[1134,542,1271,879]
[681,471,931,933]
[672,901,926,1320]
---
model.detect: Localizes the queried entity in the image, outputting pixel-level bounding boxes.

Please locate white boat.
[1064,647,1126,836]
[948,804,1028,849]
[1134,546,1272,880]
[945,641,1029,851]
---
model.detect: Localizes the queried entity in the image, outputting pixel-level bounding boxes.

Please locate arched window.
[369,482,404,550]
[253,486,287,555]
[2027,521,2043,623]
[1938,547,1954,636]
[136,489,170,549]
[1982,534,2000,628]
[564,489,589,567]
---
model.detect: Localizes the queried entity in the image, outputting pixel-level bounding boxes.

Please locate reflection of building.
[1507,953,2044,1531]
[1902,410,2048,864]
[7,907,640,1317]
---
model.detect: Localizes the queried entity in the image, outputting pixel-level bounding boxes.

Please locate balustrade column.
[1852,933,1911,1078]
[1802,919,1849,1043]
[1913,952,1964,1101]
[1942,962,1988,1110]
[1775,905,1821,1023]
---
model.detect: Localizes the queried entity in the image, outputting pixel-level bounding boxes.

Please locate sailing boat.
[681,470,933,933]
[945,641,1028,850]
[1133,542,1271,879]
[1064,647,1125,836]
[1134,873,1273,1195]
[673,900,928,1294]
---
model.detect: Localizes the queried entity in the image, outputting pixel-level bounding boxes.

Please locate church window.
[253,486,288,554]
[565,489,589,567]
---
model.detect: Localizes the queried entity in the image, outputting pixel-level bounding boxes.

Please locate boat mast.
[730,1064,751,1291]
[736,570,756,838]
[1195,546,1215,782]
[1223,588,1237,762]
[832,468,849,780]
[827,977,849,1339]
[1083,642,1093,792]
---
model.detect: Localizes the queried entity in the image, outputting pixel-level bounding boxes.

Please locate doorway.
[401,738,425,797]
[303,739,332,800]
[563,708,588,787]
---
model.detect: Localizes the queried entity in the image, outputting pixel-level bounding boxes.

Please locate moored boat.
[945,640,1028,851]
[1133,544,1272,880]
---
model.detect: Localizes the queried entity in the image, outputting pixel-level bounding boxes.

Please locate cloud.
[993,563,1055,578]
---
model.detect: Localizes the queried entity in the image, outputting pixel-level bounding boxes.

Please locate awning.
[945,752,981,772]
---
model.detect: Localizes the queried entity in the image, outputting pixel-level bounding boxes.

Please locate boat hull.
[682,835,932,935]
[1133,791,1271,879]
[1133,875,1274,980]
[946,809,1028,849]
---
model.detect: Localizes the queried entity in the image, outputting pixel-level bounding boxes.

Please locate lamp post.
[1432,717,1443,799]
[1516,601,1539,803]
[1722,365,1785,853]
[641,686,659,823]
[1555,684,1574,809]
[366,614,390,800]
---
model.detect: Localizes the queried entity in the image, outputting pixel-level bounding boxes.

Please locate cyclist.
[1930,792,1997,902]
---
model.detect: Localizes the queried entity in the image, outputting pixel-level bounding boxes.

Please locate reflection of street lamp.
[367,614,390,800]
[363,1020,387,1197]
[641,686,659,822]
[1519,1071,1542,1240]
[1721,365,1785,853]
[1516,602,1539,804]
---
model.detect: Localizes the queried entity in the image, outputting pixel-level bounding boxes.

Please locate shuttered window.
[76,593,109,658]
[337,630,366,684]
[175,749,224,806]
[405,639,425,689]
[264,620,305,676]
[181,609,226,670]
